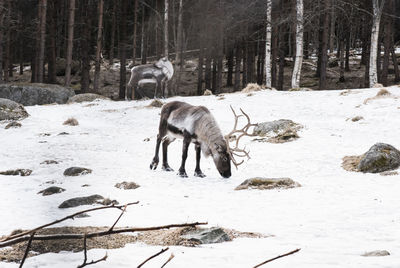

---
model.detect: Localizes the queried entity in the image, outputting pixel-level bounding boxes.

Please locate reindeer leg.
[178,131,191,178]
[162,138,175,171]
[150,134,162,170]
[194,144,206,177]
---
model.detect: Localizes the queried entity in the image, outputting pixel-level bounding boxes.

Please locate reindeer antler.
[224,106,258,169]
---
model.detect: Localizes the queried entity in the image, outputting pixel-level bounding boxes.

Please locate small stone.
[100,198,119,206]
[58,132,70,135]
[5,121,22,129]
[351,116,364,122]
[81,184,90,187]
[75,213,90,218]
[235,177,301,190]
[63,167,92,176]
[115,181,140,190]
[361,250,390,257]
[63,117,79,126]
[143,138,150,142]
[41,160,59,165]
[181,227,231,244]
[0,169,32,176]
[58,194,104,208]
[38,186,65,196]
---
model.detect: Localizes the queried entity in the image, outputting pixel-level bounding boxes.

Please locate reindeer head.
[224,106,257,171]
[212,141,232,178]
[155,57,174,80]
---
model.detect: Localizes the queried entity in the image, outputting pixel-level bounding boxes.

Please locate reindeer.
[149,101,257,178]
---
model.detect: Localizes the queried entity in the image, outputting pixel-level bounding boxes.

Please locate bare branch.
[109,204,127,231]
[137,247,169,268]
[19,232,35,268]
[0,222,208,248]
[1,202,139,243]
[253,248,301,268]
[161,253,175,268]
[77,233,107,268]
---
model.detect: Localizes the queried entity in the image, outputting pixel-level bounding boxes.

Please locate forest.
[0,0,399,99]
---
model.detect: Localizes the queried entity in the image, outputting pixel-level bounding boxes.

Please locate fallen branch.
[0,222,208,248]
[253,248,301,268]
[1,202,139,243]
[109,204,127,231]
[161,253,175,268]
[77,234,107,268]
[137,247,169,268]
[19,232,35,268]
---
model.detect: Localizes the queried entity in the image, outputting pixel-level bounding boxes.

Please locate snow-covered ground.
[1,87,400,267]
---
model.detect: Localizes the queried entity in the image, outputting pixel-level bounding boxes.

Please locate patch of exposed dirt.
[342,155,364,172]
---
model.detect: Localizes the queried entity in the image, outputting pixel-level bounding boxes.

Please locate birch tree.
[265,0,272,88]
[291,0,303,89]
[93,0,104,92]
[64,0,75,87]
[369,0,385,87]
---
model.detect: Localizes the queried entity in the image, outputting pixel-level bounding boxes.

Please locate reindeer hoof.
[194,171,206,178]
[178,170,188,178]
[150,161,158,170]
[162,166,174,172]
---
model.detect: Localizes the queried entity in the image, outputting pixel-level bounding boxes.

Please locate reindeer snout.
[221,170,231,178]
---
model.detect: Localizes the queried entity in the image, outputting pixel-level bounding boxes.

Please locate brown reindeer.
[150,101,256,178]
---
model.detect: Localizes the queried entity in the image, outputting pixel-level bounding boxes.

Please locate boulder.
[253,119,303,143]
[115,181,140,190]
[0,169,32,176]
[0,98,29,121]
[0,83,75,106]
[181,228,231,244]
[56,58,80,76]
[38,186,66,196]
[4,121,22,129]
[235,177,301,190]
[63,167,92,176]
[58,194,104,208]
[361,250,390,257]
[67,93,110,103]
[358,143,400,173]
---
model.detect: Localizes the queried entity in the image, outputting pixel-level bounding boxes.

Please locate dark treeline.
[0,0,399,99]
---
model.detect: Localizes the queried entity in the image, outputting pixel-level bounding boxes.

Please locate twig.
[109,204,127,231]
[253,248,301,268]
[137,247,169,268]
[161,253,175,268]
[19,232,35,268]
[0,222,208,248]
[77,233,107,268]
[1,202,139,243]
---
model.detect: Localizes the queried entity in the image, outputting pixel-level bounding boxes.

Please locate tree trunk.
[80,0,91,93]
[205,48,211,89]
[265,0,272,88]
[381,8,391,86]
[109,0,116,63]
[227,46,234,87]
[132,0,138,65]
[140,4,147,64]
[47,0,57,83]
[369,0,385,87]
[345,30,350,71]
[175,0,183,65]
[234,42,242,91]
[65,0,76,87]
[119,0,128,99]
[93,0,104,93]
[291,0,303,89]
[0,0,4,83]
[319,0,330,90]
[164,0,169,57]
[212,58,217,93]
[37,0,47,83]
[339,39,345,82]
[197,41,204,95]
[329,0,335,53]
[4,0,11,82]
[242,42,247,88]
[391,40,399,82]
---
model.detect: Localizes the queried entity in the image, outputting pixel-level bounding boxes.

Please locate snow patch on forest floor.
[1,86,400,267]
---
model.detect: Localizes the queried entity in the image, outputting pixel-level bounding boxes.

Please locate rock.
[63,167,92,176]
[181,228,231,244]
[253,119,303,143]
[56,58,80,76]
[235,177,301,190]
[40,160,59,165]
[351,116,364,122]
[4,121,22,129]
[203,89,213,96]
[63,118,79,126]
[99,198,119,206]
[58,194,104,208]
[147,99,164,108]
[328,58,339,67]
[358,143,400,173]
[242,83,263,93]
[0,169,32,176]
[38,186,65,196]
[115,181,140,190]
[67,93,110,103]
[58,132,70,135]
[0,98,29,121]
[361,250,390,257]
[0,83,74,106]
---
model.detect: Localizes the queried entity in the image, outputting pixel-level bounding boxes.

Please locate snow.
[1,87,400,267]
